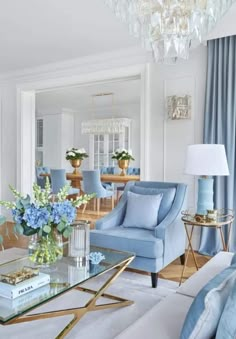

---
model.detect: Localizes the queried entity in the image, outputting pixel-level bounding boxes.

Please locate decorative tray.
[0,267,39,285]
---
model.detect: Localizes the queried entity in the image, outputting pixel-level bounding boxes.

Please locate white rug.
[0,249,178,339]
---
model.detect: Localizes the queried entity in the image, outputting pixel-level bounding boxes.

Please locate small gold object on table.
[118,159,130,176]
[180,208,234,285]
[70,159,82,174]
[0,267,39,285]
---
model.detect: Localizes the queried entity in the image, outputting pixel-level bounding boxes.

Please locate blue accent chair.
[82,170,114,212]
[35,166,50,189]
[50,169,80,196]
[90,181,187,287]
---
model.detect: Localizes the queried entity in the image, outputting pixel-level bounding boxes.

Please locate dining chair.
[116,167,141,202]
[50,169,80,196]
[82,170,114,212]
[100,166,115,190]
[35,166,50,189]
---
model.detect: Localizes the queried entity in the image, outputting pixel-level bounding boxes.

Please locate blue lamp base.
[197,177,214,215]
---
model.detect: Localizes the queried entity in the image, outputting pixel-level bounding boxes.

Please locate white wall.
[148,46,207,248]
[0,84,17,201]
[36,102,141,172]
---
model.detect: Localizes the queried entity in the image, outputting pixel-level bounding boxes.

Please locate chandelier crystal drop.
[104,0,234,62]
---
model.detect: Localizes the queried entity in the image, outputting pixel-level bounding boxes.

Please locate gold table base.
[180,221,233,285]
[4,256,134,339]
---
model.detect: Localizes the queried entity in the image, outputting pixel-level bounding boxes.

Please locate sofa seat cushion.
[177,251,234,298]
[130,186,176,223]
[90,227,163,259]
[115,293,193,339]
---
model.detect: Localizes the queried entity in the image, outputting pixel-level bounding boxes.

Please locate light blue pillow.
[130,186,176,223]
[231,253,236,265]
[122,191,163,230]
[180,265,236,339]
[216,280,236,339]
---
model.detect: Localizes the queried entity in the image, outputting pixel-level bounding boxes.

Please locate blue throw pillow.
[231,253,236,265]
[180,265,236,339]
[122,191,163,230]
[216,280,236,339]
[130,186,176,223]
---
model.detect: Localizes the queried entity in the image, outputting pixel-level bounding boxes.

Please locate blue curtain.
[199,36,236,255]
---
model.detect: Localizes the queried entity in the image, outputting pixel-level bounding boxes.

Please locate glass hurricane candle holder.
[68,220,90,265]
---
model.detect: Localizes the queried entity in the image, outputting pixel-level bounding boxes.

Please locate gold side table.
[180,209,234,285]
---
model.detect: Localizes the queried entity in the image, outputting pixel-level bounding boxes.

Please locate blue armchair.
[90,181,187,287]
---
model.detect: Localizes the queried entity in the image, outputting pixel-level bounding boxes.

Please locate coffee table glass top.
[0,246,134,323]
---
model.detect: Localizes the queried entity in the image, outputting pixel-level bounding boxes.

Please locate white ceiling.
[0,1,236,73]
[0,0,140,73]
[36,78,141,114]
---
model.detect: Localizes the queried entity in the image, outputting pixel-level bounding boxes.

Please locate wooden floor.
[1,197,211,284]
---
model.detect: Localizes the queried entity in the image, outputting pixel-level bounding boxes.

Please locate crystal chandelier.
[104,0,234,62]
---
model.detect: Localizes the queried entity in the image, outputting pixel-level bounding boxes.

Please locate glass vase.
[28,230,63,266]
[68,220,90,265]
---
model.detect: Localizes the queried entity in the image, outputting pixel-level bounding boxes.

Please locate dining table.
[41,172,140,189]
[67,173,140,189]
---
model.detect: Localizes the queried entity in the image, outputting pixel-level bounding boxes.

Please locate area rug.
[0,249,178,339]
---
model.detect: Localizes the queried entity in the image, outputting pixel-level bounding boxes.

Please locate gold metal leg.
[219,222,233,252]
[219,227,227,251]
[5,256,134,339]
[226,222,233,251]
[180,224,198,285]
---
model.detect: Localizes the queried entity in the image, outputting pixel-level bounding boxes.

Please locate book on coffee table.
[0,272,50,299]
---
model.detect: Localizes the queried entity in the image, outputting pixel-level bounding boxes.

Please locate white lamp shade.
[184,144,229,176]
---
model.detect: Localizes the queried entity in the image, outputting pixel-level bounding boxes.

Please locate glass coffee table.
[0,246,135,338]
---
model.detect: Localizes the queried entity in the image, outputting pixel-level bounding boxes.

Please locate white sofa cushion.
[115,293,193,339]
[177,251,233,298]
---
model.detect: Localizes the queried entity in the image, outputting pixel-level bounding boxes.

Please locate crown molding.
[0,47,151,84]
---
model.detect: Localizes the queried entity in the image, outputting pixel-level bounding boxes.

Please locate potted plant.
[111,149,135,176]
[66,148,88,174]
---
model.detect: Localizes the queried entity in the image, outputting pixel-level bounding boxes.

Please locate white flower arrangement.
[112,148,134,161]
[66,147,88,160]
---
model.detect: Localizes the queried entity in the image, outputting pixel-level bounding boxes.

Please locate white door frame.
[0,90,2,204]
[17,64,151,194]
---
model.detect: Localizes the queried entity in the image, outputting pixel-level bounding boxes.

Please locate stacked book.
[0,267,50,299]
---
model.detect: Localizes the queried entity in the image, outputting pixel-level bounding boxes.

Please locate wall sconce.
[167,95,191,120]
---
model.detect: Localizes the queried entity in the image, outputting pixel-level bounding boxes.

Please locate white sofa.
[115,251,234,339]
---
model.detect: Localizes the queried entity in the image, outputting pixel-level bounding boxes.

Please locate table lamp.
[184,144,229,215]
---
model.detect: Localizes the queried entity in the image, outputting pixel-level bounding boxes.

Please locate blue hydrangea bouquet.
[0,179,94,265]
